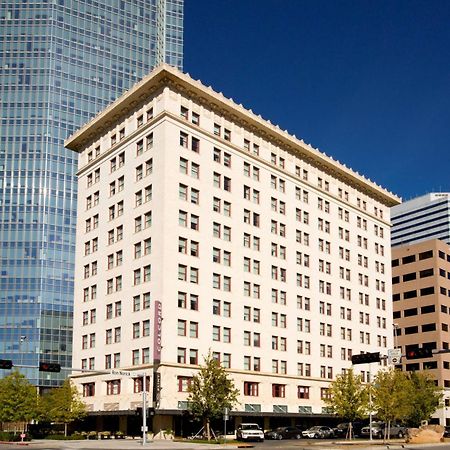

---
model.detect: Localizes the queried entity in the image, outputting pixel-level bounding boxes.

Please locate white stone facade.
[66,65,400,423]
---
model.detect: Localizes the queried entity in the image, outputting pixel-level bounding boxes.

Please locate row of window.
[392,286,435,301]
[184,111,385,218]
[88,102,386,224]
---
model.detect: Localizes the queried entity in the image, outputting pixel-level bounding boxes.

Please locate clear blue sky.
[184,0,450,201]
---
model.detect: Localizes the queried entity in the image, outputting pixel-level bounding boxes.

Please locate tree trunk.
[65,423,68,437]
[348,422,353,440]
[206,419,211,441]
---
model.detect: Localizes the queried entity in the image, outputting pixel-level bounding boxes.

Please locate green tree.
[0,371,38,428]
[372,368,411,440]
[324,368,369,438]
[404,371,442,426]
[187,352,239,440]
[39,379,87,436]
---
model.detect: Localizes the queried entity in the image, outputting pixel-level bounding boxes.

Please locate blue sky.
[184,0,450,201]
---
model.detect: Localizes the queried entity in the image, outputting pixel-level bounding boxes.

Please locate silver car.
[302,426,334,439]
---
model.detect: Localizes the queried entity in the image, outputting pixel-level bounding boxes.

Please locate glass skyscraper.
[0,0,183,388]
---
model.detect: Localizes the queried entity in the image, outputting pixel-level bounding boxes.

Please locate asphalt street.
[2,439,450,450]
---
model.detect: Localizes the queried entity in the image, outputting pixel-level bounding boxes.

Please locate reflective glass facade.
[0,0,183,387]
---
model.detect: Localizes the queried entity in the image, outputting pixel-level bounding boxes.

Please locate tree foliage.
[323,365,442,438]
[187,352,239,440]
[371,368,442,438]
[325,368,369,421]
[404,371,443,426]
[324,368,369,438]
[0,371,38,423]
[39,379,87,436]
[372,367,412,425]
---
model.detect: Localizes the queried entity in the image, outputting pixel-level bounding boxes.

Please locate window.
[83,383,95,397]
[272,384,285,397]
[178,376,192,392]
[180,131,188,148]
[178,320,187,336]
[192,112,200,125]
[191,137,200,153]
[106,380,121,395]
[298,386,310,399]
[244,382,259,396]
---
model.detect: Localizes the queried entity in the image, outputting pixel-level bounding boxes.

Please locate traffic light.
[351,352,381,365]
[0,359,13,369]
[405,347,433,360]
[39,362,61,372]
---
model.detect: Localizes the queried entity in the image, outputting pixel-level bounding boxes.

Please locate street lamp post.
[393,323,399,349]
[19,336,26,368]
[142,378,147,446]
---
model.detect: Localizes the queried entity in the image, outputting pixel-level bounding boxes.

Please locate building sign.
[153,300,162,364]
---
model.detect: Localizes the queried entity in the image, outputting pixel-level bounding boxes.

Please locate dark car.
[360,422,407,439]
[333,422,365,438]
[302,426,334,439]
[264,426,303,440]
[444,426,450,438]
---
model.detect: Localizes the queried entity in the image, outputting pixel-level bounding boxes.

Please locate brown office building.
[392,239,450,424]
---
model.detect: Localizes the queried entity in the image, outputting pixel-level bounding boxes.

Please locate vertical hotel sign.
[153,300,162,364]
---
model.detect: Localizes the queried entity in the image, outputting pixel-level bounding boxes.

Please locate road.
[251,440,450,450]
[1,440,450,450]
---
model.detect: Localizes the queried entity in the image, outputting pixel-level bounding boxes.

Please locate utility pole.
[351,352,381,441]
[142,378,147,446]
[368,364,373,441]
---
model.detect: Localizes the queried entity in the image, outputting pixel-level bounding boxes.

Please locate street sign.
[110,369,131,377]
[388,349,402,364]
[223,407,229,421]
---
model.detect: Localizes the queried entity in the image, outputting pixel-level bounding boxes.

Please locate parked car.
[444,426,450,438]
[264,426,303,440]
[360,422,407,439]
[236,423,264,442]
[333,422,365,438]
[302,426,334,439]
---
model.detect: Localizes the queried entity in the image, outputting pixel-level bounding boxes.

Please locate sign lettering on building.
[153,300,162,364]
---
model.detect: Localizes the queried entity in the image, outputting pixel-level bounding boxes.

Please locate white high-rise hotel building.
[66,65,400,433]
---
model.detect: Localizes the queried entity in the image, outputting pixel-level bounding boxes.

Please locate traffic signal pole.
[369,363,373,441]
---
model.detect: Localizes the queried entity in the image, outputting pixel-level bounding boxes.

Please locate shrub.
[0,431,14,442]
[88,431,98,440]
[0,432,31,442]
[99,431,111,439]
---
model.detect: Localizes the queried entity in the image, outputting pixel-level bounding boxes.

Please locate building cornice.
[65,64,400,207]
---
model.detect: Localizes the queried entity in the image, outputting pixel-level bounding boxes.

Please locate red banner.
[153,300,162,364]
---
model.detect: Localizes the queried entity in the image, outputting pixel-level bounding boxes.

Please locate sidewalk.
[8,438,242,450]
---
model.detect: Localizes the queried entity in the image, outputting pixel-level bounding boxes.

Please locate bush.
[43,433,87,441]
[87,431,97,440]
[0,431,14,442]
[0,432,31,442]
[71,433,86,440]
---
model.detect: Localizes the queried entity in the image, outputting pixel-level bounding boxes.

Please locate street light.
[393,324,399,349]
[19,335,26,368]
